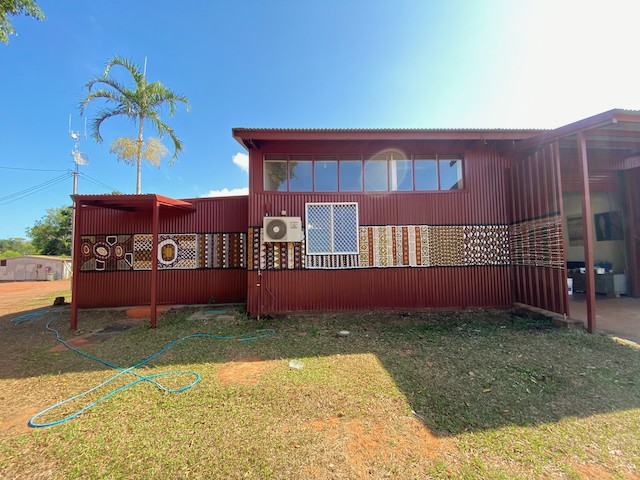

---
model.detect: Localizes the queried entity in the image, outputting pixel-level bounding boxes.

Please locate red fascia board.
[232,128,545,148]
[72,194,195,211]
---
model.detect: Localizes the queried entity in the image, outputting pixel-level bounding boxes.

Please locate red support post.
[150,199,159,328]
[577,132,596,332]
[552,142,570,318]
[70,199,82,331]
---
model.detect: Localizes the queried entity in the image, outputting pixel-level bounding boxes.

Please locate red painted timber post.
[552,141,570,318]
[70,199,82,331]
[577,132,596,333]
[150,199,159,328]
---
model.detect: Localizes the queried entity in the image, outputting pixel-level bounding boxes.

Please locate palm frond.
[146,111,183,163]
[79,88,131,115]
[146,82,190,116]
[84,76,130,97]
[103,56,146,88]
[89,107,129,143]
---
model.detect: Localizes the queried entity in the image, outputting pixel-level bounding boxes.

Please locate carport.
[514,109,640,333]
[70,194,196,330]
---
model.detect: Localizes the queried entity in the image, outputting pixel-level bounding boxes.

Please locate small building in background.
[0,255,72,281]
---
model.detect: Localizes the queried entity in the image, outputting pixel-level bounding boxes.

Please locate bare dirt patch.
[0,407,39,436]
[304,415,453,477]
[217,358,278,385]
[572,462,615,479]
[0,280,71,316]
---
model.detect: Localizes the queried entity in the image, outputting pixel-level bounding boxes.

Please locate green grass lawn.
[1,308,639,479]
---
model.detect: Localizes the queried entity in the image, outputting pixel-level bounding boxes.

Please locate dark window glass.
[314,159,338,192]
[264,161,288,191]
[288,161,312,191]
[339,160,363,191]
[332,204,358,253]
[306,204,332,253]
[440,158,463,190]
[306,203,358,254]
[414,157,438,190]
[364,159,388,191]
[390,156,412,191]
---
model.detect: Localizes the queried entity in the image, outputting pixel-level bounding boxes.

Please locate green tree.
[0,0,44,44]
[0,237,35,258]
[80,56,190,194]
[26,206,72,256]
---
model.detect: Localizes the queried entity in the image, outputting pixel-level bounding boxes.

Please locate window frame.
[305,202,359,255]
[263,154,465,193]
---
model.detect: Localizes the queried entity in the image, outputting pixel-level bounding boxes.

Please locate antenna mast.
[69,116,90,269]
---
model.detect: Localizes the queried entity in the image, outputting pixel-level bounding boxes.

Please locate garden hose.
[12,312,275,428]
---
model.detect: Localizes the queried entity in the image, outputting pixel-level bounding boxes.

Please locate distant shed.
[0,255,71,281]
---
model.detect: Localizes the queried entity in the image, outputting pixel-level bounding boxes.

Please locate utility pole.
[69,116,89,272]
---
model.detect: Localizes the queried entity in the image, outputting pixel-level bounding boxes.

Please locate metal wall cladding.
[79,196,249,234]
[76,196,249,308]
[247,267,512,314]
[76,270,247,308]
[245,141,516,313]
[559,148,624,193]
[511,143,569,315]
[249,142,512,225]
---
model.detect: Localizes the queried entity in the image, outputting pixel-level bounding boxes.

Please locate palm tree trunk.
[136,116,144,194]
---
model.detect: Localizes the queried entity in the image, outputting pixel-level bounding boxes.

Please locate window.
[264,159,288,191]
[389,154,412,191]
[339,157,362,191]
[289,159,312,192]
[314,156,338,192]
[414,155,438,190]
[364,156,388,191]
[0,260,6,267]
[305,202,359,255]
[264,153,463,192]
[439,157,463,190]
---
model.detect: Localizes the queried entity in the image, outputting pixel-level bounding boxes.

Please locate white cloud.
[232,152,249,172]
[201,187,249,198]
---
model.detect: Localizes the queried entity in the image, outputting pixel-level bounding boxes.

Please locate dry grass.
[0,307,639,479]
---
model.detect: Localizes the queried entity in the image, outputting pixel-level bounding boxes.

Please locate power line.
[0,173,70,202]
[0,166,69,172]
[78,172,119,193]
[0,173,72,206]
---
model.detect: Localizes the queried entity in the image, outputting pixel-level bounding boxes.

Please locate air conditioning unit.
[263,217,303,242]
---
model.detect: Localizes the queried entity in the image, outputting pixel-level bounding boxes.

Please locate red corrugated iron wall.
[248,268,511,314]
[247,141,514,314]
[76,197,248,308]
[510,143,569,315]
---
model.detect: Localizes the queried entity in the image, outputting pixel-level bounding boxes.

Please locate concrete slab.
[569,294,640,343]
[188,308,237,321]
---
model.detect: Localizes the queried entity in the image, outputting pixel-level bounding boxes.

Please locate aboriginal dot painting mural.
[80,233,246,271]
[80,235,134,271]
[247,224,511,270]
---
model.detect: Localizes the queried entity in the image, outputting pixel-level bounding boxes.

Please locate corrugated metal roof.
[233,127,547,133]
[73,194,195,211]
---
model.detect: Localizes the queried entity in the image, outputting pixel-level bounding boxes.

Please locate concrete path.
[569,294,640,343]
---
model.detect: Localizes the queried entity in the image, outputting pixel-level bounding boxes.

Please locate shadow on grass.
[1,305,639,436]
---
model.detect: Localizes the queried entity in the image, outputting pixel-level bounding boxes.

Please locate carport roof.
[516,109,640,154]
[71,194,196,212]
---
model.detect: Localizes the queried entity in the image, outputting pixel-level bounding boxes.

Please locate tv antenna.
[69,115,90,194]
[69,115,91,267]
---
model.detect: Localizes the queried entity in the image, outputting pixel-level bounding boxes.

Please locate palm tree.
[80,56,190,194]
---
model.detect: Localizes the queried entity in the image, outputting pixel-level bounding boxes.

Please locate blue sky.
[1,0,639,239]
